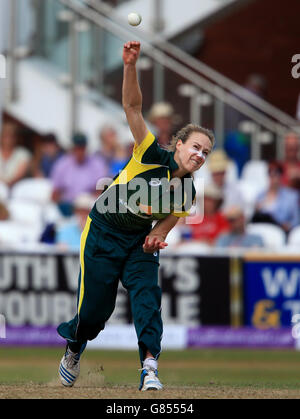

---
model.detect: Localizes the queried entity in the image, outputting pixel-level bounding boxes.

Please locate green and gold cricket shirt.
[90,131,196,232]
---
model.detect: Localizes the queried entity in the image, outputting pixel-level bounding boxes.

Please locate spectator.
[34,133,65,178]
[281,132,300,190]
[0,122,32,187]
[216,206,264,248]
[50,133,107,216]
[97,125,129,177]
[148,102,177,147]
[207,149,245,211]
[244,73,267,98]
[56,193,95,251]
[252,162,299,233]
[189,183,229,245]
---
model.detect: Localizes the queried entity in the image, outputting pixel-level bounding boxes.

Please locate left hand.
[143,235,168,253]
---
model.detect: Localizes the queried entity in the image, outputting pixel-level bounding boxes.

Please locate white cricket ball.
[128,12,142,26]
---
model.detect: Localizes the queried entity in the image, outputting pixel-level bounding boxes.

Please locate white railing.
[57,0,300,159]
[6,0,299,158]
[85,0,297,130]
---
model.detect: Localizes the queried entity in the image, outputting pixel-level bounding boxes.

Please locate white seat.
[8,199,43,228]
[0,221,41,246]
[163,225,181,249]
[226,161,239,184]
[0,182,9,202]
[42,202,65,224]
[173,241,211,255]
[11,178,53,205]
[287,226,300,246]
[246,223,286,249]
[241,160,269,193]
[237,180,261,220]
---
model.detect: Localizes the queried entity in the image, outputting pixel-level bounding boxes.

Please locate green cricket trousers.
[57,215,162,363]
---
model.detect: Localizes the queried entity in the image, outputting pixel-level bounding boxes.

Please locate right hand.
[123,41,141,65]
[143,235,168,254]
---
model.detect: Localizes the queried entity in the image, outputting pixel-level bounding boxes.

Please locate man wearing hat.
[216,205,264,248]
[148,102,177,147]
[50,133,108,216]
[35,133,65,178]
[207,149,245,211]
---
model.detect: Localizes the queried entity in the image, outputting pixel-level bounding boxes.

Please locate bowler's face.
[175,132,212,173]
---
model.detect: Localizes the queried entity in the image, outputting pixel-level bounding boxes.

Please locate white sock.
[143,357,158,371]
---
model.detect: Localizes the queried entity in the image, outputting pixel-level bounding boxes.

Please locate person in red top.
[189,183,229,245]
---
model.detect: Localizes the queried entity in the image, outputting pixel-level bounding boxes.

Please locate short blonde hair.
[167,123,215,152]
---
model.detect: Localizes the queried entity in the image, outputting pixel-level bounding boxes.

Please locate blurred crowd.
[0,103,300,253]
[0,119,132,251]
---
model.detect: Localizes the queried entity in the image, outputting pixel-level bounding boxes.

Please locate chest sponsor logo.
[149,179,162,187]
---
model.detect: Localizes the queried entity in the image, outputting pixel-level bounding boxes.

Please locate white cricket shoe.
[139,367,163,391]
[59,347,81,387]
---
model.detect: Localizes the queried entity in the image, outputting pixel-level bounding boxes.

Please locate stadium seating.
[8,199,43,227]
[173,241,211,254]
[10,178,53,205]
[226,160,239,184]
[241,160,269,194]
[287,226,300,246]
[162,225,181,250]
[42,202,65,225]
[246,223,286,249]
[0,182,9,201]
[0,220,42,246]
[237,180,261,220]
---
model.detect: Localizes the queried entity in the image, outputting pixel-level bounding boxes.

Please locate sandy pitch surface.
[1,383,300,399]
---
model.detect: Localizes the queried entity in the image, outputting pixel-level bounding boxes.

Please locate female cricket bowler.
[57,41,214,391]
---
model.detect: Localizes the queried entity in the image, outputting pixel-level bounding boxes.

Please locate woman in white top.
[0,122,32,187]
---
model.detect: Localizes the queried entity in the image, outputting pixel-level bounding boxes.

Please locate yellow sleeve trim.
[172,191,190,217]
[133,131,156,162]
[172,211,189,218]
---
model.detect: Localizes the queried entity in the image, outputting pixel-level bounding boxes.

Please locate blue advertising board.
[244,258,300,328]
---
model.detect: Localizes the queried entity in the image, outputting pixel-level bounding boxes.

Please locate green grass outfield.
[1,346,300,390]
